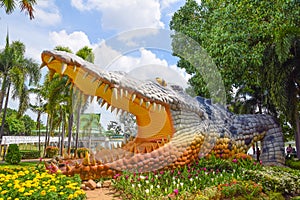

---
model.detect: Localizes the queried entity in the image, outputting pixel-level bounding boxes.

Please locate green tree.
[170,0,300,158]
[41,46,95,156]
[0,34,40,143]
[0,0,37,19]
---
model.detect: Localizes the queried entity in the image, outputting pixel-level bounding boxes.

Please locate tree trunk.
[0,74,8,115]
[43,115,50,157]
[295,115,300,159]
[61,119,65,156]
[36,110,41,153]
[67,113,73,156]
[74,101,82,158]
[0,82,10,141]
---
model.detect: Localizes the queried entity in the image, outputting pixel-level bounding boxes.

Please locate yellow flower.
[1,190,7,195]
[68,194,74,199]
[40,190,46,196]
[15,198,19,200]
[7,183,12,187]
[18,187,25,193]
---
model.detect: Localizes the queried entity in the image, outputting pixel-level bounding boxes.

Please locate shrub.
[5,144,21,164]
[77,147,89,158]
[20,150,41,159]
[45,146,59,158]
[286,159,300,170]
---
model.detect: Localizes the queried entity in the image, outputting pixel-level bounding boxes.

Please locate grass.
[0,161,39,168]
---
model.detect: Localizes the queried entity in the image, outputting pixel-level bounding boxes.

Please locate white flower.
[145,180,149,184]
[173,177,176,180]
[190,178,194,182]
[173,181,176,185]
[180,182,184,187]
[145,189,150,194]
[138,184,141,188]
[150,185,154,189]
[140,175,146,180]
[132,184,135,188]
[157,185,160,189]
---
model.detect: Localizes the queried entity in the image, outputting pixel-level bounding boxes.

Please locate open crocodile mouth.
[41,50,178,172]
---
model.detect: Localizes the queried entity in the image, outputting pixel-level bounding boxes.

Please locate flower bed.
[111,155,300,199]
[0,164,86,199]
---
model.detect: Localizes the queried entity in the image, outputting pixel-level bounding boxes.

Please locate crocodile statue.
[41,50,285,179]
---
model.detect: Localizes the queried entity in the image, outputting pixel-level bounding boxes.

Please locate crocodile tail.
[232,114,285,166]
[259,115,285,166]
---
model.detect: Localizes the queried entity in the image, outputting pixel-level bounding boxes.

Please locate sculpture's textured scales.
[41,50,285,180]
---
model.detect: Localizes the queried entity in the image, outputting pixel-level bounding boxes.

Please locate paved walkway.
[85,188,122,200]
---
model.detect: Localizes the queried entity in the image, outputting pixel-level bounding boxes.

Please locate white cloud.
[34,0,61,26]
[94,43,189,87]
[49,30,92,52]
[71,0,164,31]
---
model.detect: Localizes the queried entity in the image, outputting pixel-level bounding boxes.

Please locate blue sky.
[0,0,196,129]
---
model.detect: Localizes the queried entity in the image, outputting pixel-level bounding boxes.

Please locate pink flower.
[260,160,262,165]
[173,189,179,195]
[232,158,237,163]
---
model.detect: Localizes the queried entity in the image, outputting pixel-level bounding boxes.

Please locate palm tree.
[29,86,46,152]
[1,0,37,19]
[0,34,40,145]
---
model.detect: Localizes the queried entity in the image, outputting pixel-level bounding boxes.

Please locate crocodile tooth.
[116,108,121,115]
[49,70,55,81]
[83,72,89,79]
[158,104,162,112]
[111,106,116,112]
[97,81,103,88]
[139,98,143,106]
[73,65,77,72]
[100,100,106,108]
[131,94,136,102]
[70,83,74,90]
[91,77,97,83]
[90,96,95,103]
[65,78,71,86]
[162,106,166,111]
[103,84,109,93]
[120,88,123,98]
[145,101,150,109]
[61,62,67,74]
[83,95,89,105]
[124,90,128,97]
[167,135,171,142]
[47,56,54,63]
[112,88,118,100]
[40,62,46,69]
[152,102,157,111]
[97,96,101,102]
[106,103,111,110]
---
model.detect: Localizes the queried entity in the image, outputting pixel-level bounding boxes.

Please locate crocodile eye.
[156,77,167,87]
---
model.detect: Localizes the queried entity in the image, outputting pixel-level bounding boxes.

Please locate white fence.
[0,136,67,145]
